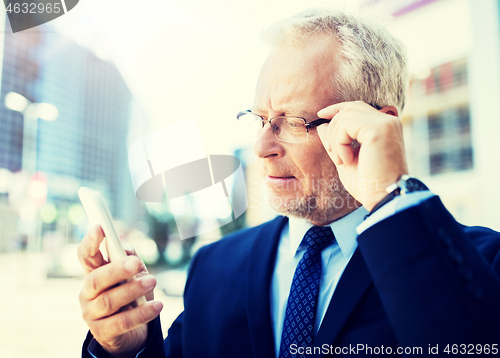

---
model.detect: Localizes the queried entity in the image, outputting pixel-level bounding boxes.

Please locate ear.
[380,105,399,118]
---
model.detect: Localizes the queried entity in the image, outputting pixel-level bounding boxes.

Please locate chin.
[266,191,345,224]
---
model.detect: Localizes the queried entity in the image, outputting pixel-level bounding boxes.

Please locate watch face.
[405,178,429,193]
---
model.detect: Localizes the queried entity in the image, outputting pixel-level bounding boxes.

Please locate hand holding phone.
[78,187,146,306]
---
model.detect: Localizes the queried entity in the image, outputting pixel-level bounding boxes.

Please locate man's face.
[252,37,357,225]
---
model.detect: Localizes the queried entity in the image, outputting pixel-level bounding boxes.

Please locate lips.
[264,175,300,193]
[265,175,298,185]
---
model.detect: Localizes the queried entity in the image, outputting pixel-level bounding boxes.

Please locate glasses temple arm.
[306,118,331,128]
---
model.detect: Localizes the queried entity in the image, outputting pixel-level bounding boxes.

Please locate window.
[428,106,473,175]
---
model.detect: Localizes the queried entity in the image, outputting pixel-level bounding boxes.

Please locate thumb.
[77,225,108,274]
[317,123,344,166]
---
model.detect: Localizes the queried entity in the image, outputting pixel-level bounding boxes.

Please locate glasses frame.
[236,110,332,143]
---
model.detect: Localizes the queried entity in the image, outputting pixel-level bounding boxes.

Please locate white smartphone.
[78,187,146,306]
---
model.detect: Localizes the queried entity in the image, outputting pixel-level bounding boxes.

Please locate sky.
[49,0,369,155]
[44,0,473,158]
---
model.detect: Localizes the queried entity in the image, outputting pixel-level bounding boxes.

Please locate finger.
[87,275,157,320]
[81,256,143,301]
[122,243,137,256]
[317,102,348,118]
[123,244,149,277]
[318,123,343,165]
[78,225,107,274]
[333,121,357,165]
[316,124,330,151]
[93,301,163,338]
[337,143,355,166]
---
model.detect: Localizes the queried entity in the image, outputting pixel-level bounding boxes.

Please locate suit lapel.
[312,249,373,357]
[246,216,288,358]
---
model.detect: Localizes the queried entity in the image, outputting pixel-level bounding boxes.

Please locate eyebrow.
[250,103,312,118]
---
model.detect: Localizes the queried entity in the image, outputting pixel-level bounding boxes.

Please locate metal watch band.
[366,175,429,217]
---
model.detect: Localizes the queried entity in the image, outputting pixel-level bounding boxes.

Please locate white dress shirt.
[270,191,435,357]
[270,207,366,357]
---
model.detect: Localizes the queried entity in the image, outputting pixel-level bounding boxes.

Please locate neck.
[309,200,362,226]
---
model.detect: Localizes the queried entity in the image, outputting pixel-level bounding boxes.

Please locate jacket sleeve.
[164,312,184,357]
[82,316,166,358]
[357,196,500,347]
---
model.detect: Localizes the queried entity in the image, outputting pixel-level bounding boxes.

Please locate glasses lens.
[237,112,263,135]
[273,117,307,143]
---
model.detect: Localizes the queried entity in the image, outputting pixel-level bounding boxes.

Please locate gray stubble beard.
[266,176,357,223]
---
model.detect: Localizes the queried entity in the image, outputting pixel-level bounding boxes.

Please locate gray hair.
[263,8,408,111]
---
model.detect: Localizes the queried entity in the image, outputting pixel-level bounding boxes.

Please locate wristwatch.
[368,175,429,216]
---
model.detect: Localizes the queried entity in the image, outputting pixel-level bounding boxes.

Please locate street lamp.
[5,92,58,173]
[5,92,58,252]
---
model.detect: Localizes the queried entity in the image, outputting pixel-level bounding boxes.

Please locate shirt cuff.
[86,317,161,358]
[356,191,435,235]
[88,337,148,358]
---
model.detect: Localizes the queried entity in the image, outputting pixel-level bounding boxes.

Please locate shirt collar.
[287,207,368,261]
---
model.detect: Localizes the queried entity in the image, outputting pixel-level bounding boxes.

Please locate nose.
[253,120,284,159]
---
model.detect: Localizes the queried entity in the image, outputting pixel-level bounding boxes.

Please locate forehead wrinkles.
[255,36,339,114]
[265,58,324,115]
[254,73,307,114]
[269,79,309,113]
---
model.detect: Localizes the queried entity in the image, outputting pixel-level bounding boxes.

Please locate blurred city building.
[243,0,500,231]
[0,18,147,263]
[369,0,500,231]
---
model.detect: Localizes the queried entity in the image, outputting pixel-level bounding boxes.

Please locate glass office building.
[0,21,143,251]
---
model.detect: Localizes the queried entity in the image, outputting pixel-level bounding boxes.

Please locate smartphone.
[78,187,146,306]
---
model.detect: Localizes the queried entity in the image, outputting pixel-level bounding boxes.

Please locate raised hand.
[316,101,408,211]
[77,225,163,357]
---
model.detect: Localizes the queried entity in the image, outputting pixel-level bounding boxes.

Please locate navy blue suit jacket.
[83,197,500,357]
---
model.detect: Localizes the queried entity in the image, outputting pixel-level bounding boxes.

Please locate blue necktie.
[278,225,335,358]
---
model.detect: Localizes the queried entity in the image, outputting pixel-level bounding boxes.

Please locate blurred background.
[1,0,500,356]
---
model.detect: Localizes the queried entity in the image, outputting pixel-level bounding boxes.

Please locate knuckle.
[81,306,88,321]
[109,262,127,281]
[81,302,96,325]
[88,274,99,293]
[118,313,132,332]
[99,292,114,313]
[106,262,123,284]
[82,308,91,324]
[137,306,150,324]
[78,287,87,303]
[125,281,136,297]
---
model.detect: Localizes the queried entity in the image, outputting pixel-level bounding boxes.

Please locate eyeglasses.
[236,110,331,143]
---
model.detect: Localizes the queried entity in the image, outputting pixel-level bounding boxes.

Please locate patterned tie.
[278,225,335,358]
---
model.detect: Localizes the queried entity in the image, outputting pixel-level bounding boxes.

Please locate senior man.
[79,8,500,358]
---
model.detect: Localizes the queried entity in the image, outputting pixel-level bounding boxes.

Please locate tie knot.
[303,225,335,251]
